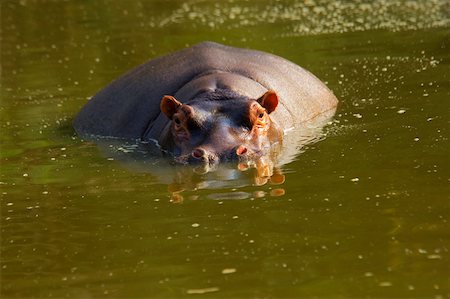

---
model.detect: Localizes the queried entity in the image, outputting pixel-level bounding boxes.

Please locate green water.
[1,1,449,298]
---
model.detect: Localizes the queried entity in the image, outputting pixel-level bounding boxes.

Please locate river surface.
[1,1,449,298]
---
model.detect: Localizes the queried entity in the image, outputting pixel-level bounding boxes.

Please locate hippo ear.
[160,95,182,119]
[257,90,278,114]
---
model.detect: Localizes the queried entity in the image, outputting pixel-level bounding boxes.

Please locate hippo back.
[73,42,337,139]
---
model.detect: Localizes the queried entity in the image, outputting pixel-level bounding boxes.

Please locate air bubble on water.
[427,254,442,260]
[186,287,219,294]
[221,268,236,274]
[379,281,392,287]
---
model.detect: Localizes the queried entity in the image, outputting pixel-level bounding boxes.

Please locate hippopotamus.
[73,42,337,165]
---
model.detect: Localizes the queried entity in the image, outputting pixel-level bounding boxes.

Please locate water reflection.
[82,108,335,202]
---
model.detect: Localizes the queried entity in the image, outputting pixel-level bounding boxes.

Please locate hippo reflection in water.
[74,42,338,172]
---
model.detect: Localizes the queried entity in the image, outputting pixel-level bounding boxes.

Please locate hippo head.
[160,89,282,165]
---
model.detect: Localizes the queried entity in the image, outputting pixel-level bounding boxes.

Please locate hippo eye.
[174,117,181,125]
[258,112,264,119]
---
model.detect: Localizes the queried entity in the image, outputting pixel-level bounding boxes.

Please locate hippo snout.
[189,147,218,165]
[191,147,214,162]
[188,145,250,165]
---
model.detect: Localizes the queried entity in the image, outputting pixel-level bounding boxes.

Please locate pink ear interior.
[258,90,278,114]
[160,95,182,119]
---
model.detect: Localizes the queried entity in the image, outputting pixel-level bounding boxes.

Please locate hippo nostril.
[192,148,206,159]
[236,145,248,156]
